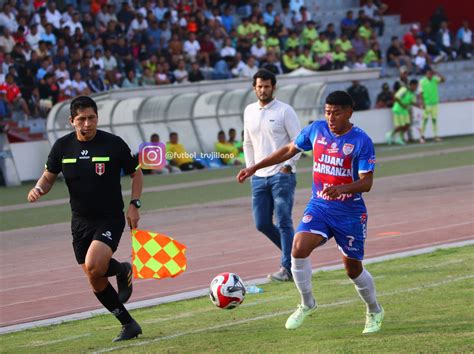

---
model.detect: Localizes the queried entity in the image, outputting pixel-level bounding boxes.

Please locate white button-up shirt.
[243,98,301,177]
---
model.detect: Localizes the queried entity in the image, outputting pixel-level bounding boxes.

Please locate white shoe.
[285,303,317,330]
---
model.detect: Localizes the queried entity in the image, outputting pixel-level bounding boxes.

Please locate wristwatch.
[130,199,141,208]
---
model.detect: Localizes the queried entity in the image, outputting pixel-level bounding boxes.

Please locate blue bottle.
[246,285,264,294]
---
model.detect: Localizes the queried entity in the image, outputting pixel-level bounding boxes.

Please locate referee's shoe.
[117,262,133,303]
[113,320,142,342]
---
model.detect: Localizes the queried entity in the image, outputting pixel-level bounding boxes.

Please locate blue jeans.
[251,172,296,272]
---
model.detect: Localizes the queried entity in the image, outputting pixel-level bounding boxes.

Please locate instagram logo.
[139,142,166,170]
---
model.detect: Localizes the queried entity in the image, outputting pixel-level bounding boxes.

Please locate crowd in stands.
[0,0,472,121]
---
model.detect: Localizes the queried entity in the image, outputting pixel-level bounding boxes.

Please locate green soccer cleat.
[285,303,317,330]
[362,306,384,334]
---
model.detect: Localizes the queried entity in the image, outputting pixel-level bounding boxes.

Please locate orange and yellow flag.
[131,229,187,279]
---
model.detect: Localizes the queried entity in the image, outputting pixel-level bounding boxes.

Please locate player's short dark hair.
[409,79,418,85]
[70,96,97,118]
[169,132,178,138]
[252,69,276,87]
[325,91,354,109]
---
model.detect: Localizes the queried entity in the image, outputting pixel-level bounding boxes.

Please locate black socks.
[104,258,125,277]
[94,282,133,325]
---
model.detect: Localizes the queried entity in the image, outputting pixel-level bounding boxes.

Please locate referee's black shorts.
[71,213,126,264]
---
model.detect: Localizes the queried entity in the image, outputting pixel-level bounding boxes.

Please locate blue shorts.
[296,204,368,260]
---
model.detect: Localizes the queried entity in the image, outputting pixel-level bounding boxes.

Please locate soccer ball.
[209,272,246,309]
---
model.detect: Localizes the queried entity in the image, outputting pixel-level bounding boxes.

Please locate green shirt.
[392,87,416,115]
[420,76,441,105]
[283,54,300,70]
[359,26,372,39]
[286,37,300,50]
[297,54,319,70]
[335,38,352,52]
[302,27,318,45]
[332,51,347,62]
[266,37,280,50]
[364,49,378,64]
[237,24,251,37]
[312,39,330,54]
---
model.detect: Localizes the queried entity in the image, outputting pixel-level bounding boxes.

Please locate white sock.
[351,268,381,313]
[291,256,316,309]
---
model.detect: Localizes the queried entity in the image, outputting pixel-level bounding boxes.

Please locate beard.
[257,91,274,104]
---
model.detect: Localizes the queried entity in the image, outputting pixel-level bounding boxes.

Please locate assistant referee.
[27,96,144,342]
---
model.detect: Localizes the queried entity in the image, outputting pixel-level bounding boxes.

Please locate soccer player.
[237,91,384,333]
[27,96,143,342]
[386,79,419,145]
[242,69,301,282]
[419,67,445,142]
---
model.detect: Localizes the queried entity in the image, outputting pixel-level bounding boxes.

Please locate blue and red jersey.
[295,120,376,213]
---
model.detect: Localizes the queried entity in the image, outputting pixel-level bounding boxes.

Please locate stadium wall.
[9,100,474,182]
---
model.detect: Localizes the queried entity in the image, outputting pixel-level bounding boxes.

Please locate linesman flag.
[131,229,187,279]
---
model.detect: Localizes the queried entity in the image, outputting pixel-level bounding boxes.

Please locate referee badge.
[95,163,105,176]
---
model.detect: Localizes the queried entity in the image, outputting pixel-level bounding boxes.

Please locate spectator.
[174,59,189,83]
[386,36,413,72]
[38,73,59,106]
[241,55,259,78]
[215,130,241,165]
[0,3,18,33]
[212,56,233,80]
[362,0,384,35]
[263,3,276,26]
[430,6,447,34]
[347,80,371,111]
[280,4,295,32]
[183,32,201,62]
[221,6,235,34]
[437,21,457,60]
[1,73,31,119]
[282,48,300,73]
[351,31,367,57]
[220,37,236,57]
[188,61,204,82]
[358,20,373,44]
[322,23,338,43]
[250,38,267,62]
[421,25,442,59]
[45,2,61,29]
[364,42,382,67]
[456,21,473,59]
[0,29,15,54]
[375,82,394,108]
[26,23,41,50]
[70,71,90,95]
[353,55,368,70]
[228,128,244,164]
[0,88,10,118]
[297,46,319,71]
[414,49,428,74]
[166,132,205,171]
[261,52,282,75]
[411,37,428,57]
[301,20,318,46]
[294,6,311,30]
[341,10,357,37]
[403,24,419,52]
[87,67,110,93]
[332,44,347,70]
[62,12,84,34]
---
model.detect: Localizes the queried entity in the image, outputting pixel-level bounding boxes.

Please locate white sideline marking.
[19,333,91,347]
[1,239,473,335]
[93,274,474,353]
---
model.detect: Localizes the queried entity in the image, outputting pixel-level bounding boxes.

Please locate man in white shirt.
[0,3,18,33]
[62,12,84,34]
[183,33,201,62]
[240,69,301,282]
[46,2,62,29]
[26,23,41,50]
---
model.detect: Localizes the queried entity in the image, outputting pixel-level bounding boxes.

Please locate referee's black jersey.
[46,130,139,217]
